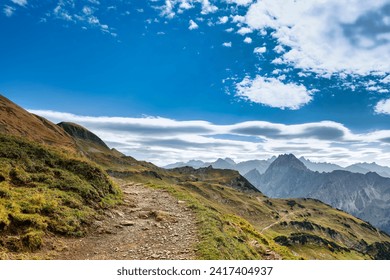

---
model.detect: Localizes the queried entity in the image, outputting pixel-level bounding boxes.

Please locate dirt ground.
[51,181,199,260]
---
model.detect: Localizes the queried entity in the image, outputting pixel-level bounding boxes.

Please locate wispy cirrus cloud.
[48,0,116,36]
[11,0,28,7]
[3,5,15,17]
[28,109,390,167]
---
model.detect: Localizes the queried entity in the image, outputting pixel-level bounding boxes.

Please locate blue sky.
[1,0,390,166]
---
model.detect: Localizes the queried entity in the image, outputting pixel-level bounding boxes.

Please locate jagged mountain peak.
[223,157,236,165]
[215,158,232,164]
[267,154,307,171]
[245,168,261,177]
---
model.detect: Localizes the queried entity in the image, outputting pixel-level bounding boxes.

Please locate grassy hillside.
[115,166,390,260]
[57,122,158,174]
[0,95,77,152]
[0,134,122,257]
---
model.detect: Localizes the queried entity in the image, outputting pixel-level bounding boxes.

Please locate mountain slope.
[0,95,77,152]
[236,159,272,175]
[249,154,390,235]
[58,122,110,151]
[345,162,390,178]
[56,121,158,174]
[299,157,343,173]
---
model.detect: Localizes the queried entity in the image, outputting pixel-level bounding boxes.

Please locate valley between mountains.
[1,94,390,260]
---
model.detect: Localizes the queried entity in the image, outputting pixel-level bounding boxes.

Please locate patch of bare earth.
[53,182,199,260]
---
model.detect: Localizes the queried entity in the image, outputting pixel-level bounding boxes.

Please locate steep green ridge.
[0,134,122,256]
[116,166,390,260]
[57,122,158,173]
[57,122,110,150]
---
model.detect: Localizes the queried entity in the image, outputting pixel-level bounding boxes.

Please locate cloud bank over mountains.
[30,109,390,167]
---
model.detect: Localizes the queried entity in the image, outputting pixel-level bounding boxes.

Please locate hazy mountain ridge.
[164,157,274,175]
[166,156,390,178]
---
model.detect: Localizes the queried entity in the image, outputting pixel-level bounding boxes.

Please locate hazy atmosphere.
[1,0,390,166]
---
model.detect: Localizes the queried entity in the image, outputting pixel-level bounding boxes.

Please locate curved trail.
[54,182,199,260]
[260,210,305,233]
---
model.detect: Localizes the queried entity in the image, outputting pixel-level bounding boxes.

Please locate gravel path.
[54,182,199,260]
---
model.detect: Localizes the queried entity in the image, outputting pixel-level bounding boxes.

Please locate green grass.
[0,135,122,255]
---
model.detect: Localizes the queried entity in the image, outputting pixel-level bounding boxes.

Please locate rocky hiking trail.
[54,181,199,260]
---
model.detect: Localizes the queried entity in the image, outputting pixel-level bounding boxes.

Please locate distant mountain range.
[164,157,275,175]
[165,156,390,178]
[299,157,390,178]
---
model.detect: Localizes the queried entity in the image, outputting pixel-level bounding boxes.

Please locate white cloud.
[273,45,285,54]
[231,15,245,23]
[225,27,234,32]
[237,27,252,35]
[222,42,232,47]
[381,75,390,84]
[200,0,218,14]
[188,19,199,30]
[218,16,229,24]
[3,6,15,17]
[243,37,252,44]
[254,46,266,54]
[236,76,313,110]
[53,3,74,22]
[226,0,253,6]
[27,109,390,167]
[50,2,116,36]
[82,6,93,15]
[160,0,176,18]
[244,0,390,76]
[159,0,217,18]
[375,99,390,115]
[179,1,193,10]
[11,0,27,7]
